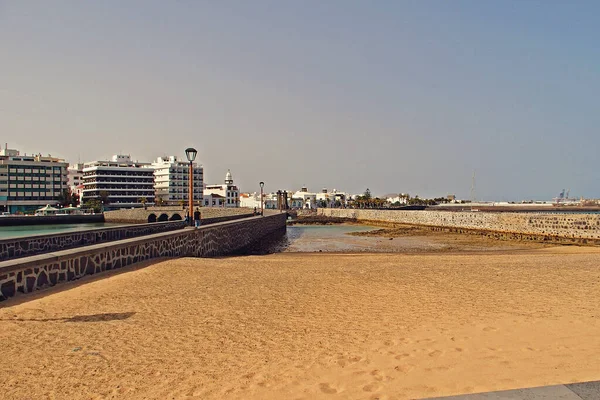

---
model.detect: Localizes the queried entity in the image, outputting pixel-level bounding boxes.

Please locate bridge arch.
[157,213,169,222]
[147,214,157,223]
[169,213,182,221]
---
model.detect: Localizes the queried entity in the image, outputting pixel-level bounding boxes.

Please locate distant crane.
[470,171,476,203]
[554,188,573,205]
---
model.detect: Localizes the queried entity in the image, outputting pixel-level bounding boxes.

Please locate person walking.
[193,208,201,229]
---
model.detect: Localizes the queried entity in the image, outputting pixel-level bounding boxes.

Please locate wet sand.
[2,246,600,399]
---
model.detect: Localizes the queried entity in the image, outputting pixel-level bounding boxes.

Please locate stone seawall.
[319,209,600,241]
[0,221,185,262]
[0,214,286,301]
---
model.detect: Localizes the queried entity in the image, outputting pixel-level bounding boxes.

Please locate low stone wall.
[0,214,286,301]
[319,209,600,241]
[0,221,185,262]
[201,213,257,225]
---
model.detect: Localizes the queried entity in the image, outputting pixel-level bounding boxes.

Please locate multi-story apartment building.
[0,145,69,214]
[68,162,85,204]
[68,163,84,188]
[81,155,154,210]
[203,170,240,207]
[152,156,203,205]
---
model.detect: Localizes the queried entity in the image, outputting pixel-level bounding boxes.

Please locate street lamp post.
[259,182,264,216]
[185,148,198,227]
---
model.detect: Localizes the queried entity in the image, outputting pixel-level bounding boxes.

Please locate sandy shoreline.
[2,247,600,399]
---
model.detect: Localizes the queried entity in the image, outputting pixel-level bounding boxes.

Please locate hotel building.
[0,145,69,214]
[152,156,203,205]
[81,155,155,209]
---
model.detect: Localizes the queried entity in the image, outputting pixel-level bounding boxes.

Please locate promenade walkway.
[428,381,600,399]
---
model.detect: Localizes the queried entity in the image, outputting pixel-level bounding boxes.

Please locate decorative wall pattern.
[0,221,185,262]
[319,209,600,240]
[0,214,287,301]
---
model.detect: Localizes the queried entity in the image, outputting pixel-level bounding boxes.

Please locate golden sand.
[2,247,600,399]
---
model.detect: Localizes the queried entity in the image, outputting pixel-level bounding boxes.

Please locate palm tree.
[98,190,110,205]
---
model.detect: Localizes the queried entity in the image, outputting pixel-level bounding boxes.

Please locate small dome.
[225,169,233,183]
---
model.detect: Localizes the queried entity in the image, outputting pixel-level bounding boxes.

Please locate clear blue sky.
[1,1,598,200]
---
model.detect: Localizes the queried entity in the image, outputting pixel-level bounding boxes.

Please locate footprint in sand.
[363,383,380,392]
[455,347,464,352]
[394,353,412,360]
[483,326,498,332]
[371,369,385,381]
[338,354,363,367]
[428,350,443,358]
[319,383,337,394]
[417,338,435,344]
[394,364,415,373]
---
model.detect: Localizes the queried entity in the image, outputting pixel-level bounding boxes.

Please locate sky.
[1,1,599,201]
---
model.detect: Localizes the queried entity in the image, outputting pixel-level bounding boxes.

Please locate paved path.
[426,381,600,399]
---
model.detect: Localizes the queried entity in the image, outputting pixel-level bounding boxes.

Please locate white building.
[68,162,84,205]
[81,155,154,210]
[386,193,410,205]
[203,193,226,207]
[152,156,203,205]
[240,192,278,210]
[203,169,239,207]
[240,192,260,209]
[315,188,349,207]
[0,145,69,214]
[68,163,84,188]
[291,186,317,209]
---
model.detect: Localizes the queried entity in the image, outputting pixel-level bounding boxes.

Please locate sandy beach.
[2,246,600,399]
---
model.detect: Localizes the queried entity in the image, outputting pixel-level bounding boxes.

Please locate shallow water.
[0,223,124,240]
[284,224,380,252]
[257,224,448,253]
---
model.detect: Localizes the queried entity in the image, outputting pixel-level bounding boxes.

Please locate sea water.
[0,223,124,240]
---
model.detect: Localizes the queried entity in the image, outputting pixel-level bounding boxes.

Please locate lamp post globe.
[185,148,197,163]
[185,148,198,226]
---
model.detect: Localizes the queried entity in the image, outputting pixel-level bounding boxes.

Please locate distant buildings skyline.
[1,144,591,212]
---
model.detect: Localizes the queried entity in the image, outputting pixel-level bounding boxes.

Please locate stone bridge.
[104,207,255,224]
[0,213,287,301]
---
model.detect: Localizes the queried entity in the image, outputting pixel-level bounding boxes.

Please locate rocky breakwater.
[318,209,600,244]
